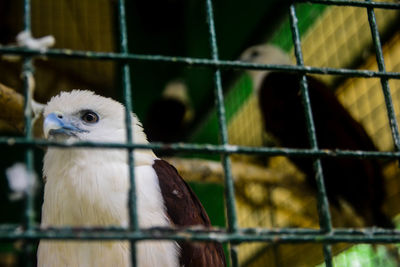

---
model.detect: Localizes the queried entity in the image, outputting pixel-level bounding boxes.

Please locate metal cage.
[1,0,400,267]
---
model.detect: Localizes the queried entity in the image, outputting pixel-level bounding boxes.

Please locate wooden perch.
[164,157,305,185]
[166,156,365,226]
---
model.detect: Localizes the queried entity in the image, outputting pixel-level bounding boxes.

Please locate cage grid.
[1,0,400,267]
[225,2,400,264]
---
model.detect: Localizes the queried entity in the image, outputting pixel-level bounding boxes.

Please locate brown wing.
[153,159,226,267]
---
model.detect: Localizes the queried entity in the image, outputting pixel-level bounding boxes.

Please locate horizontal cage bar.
[0,138,399,159]
[1,47,400,79]
[1,226,400,244]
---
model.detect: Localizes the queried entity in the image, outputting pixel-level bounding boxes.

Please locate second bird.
[241,44,392,228]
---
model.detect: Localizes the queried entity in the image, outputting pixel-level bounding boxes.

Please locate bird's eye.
[250,50,260,58]
[81,111,99,124]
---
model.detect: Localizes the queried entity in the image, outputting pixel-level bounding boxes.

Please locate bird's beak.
[43,112,87,139]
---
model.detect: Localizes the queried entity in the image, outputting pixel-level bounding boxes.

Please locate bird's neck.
[249,70,269,93]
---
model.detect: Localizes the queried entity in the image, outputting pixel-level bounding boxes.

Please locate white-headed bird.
[38,90,226,267]
[240,44,392,228]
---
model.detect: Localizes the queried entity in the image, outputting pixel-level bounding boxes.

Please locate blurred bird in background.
[240,44,392,228]
[38,90,225,267]
[144,80,194,145]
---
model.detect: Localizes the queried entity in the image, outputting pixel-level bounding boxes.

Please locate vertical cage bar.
[117,1,138,267]
[289,4,333,267]
[205,0,239,266]
[366,1,400,153]
[22,0,35,266]
[22,0,35,232]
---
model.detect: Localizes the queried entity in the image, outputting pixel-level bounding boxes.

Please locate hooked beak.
[43,112,87,139]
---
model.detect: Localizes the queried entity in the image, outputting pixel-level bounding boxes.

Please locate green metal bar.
[22,0,35,234]
[117,0,138,266]
[2,137,400,159]
[22,59,35,267]
[298,0,400,8]
[289,4,333,267]
[2,223,399,235]
[205,0,239,266]
[2,46,400,79]
[22,63,35,229]
[366,2,400,153]
[1,227,400,243]
[22,0,35,266]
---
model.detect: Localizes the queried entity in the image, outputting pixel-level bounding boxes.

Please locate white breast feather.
[37,149,180,267]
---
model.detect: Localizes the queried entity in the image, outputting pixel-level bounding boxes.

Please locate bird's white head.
[43,90,149,145]
[240,44,293,91]
[240,44,292,65]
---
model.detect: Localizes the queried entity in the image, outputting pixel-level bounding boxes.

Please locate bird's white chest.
[38,149,179,267]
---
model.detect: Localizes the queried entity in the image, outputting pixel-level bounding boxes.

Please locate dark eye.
[81,111,99,124]
[250,50,260,58]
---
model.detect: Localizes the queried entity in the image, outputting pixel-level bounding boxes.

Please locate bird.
[37,90,226,267]
[144,80,194,145]
[240,44,392,228]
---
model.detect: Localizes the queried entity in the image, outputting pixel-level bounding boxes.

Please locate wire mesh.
[0,0,400,267]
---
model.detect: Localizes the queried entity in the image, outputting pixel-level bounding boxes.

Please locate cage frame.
[1,0,400,266]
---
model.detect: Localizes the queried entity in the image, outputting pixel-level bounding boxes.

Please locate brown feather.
[153,159,226,267]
